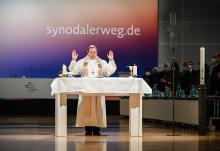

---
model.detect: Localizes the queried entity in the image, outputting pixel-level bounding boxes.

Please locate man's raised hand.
[107,50,114,61]
[72,50,78,61]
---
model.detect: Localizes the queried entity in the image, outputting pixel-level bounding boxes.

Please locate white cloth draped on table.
[51,77,152,136]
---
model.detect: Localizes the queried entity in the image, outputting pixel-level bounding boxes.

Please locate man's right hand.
[72,50,78,61]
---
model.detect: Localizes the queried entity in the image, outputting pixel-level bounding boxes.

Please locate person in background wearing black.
[150,67,160,88]
[181,61,197,96]
[142,67,152,86]
[158,63,172,92]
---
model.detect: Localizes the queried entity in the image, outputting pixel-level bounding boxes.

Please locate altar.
[51,77,152,137]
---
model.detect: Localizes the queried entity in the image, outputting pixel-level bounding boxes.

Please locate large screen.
[0,0,158,78]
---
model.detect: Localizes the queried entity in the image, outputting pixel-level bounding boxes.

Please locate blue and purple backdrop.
[0,0,158,78]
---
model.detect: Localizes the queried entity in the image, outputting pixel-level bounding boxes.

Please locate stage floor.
[0,115,220,151]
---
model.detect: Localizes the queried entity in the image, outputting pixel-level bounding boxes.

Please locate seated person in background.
[146,66,160,89]
[158,62,172,92]
[151,67,160,87]
[142,67,152,86]
[181,61,198,96]
[69,45,117,135]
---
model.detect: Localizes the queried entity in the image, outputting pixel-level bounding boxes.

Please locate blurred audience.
[142,53,220,96]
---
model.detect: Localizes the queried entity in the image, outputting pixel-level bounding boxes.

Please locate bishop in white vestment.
[68,45,117,135]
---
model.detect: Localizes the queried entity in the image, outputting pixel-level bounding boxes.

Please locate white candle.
[133,64,137,76]
[62,64,67,74]
[200,47,205,85]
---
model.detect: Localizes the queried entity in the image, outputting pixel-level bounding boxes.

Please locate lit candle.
[200,47,205,85]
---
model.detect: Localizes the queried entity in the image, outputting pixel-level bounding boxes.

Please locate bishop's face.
[88,47,98,60]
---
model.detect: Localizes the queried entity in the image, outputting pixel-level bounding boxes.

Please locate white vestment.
[68,56,116,127]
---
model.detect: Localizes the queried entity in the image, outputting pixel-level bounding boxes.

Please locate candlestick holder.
[127,66,133,77]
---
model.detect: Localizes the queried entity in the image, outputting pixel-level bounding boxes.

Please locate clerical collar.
[88,57,98,61]
[89,59,96,63]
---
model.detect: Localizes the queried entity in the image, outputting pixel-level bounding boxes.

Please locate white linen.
[51,77,152,96]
